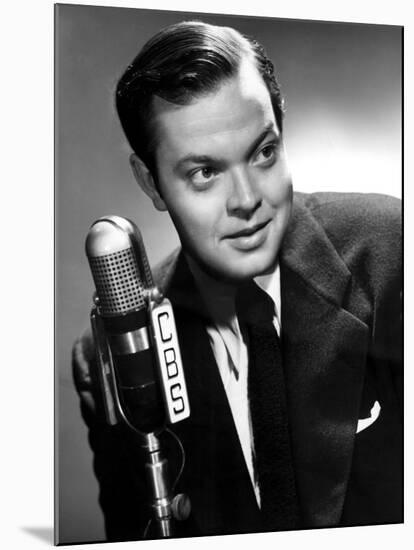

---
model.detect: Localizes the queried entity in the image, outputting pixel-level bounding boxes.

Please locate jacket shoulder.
[296,191,401,259]
[295,192,401,301]
[298,191,400,236]
[152,247,181,295]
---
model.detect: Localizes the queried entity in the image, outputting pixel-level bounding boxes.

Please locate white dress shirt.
[186,256,282,507]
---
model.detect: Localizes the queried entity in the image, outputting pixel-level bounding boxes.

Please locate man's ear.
[129,153,167,211]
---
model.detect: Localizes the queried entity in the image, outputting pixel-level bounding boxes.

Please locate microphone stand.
[143,431,174,538]
[90,302,190,538]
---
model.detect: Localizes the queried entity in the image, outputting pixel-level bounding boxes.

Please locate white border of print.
[2,1,410,549]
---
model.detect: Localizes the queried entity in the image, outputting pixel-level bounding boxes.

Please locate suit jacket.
[72,192,403,541]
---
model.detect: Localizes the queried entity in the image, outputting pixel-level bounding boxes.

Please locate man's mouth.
[227,220,270,239]
[225,220,271,251]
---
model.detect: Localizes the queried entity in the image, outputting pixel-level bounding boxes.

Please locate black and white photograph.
[53,2,403,546]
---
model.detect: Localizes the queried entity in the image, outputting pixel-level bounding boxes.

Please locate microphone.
[85,216,192,537]
[85,215,190,433]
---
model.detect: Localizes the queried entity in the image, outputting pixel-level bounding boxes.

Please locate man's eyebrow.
[174,122,280,173]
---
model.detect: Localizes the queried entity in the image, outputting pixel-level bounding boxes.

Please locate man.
[73,20,402,541]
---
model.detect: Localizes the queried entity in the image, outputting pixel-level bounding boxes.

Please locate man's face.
[151,59,293,283]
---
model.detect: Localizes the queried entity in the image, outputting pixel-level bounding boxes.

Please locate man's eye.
[255,143,277,165]
[190,167,217,187]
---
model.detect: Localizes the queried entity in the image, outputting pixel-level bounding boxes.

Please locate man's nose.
[226,167,261,218]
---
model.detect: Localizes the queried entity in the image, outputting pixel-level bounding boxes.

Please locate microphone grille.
[89,246,146,315]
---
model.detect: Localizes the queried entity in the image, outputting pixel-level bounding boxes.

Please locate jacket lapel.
[280,197,370,526]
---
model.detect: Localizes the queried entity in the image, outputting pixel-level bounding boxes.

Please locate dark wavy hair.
[116,21,284,176]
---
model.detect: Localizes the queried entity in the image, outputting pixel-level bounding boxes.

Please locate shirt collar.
[185,254,281,375]
[254,265,281,326]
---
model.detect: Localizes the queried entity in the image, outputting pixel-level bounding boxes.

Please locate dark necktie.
[236,281,300,531]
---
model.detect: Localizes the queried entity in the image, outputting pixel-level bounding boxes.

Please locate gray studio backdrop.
[55,4,401,544]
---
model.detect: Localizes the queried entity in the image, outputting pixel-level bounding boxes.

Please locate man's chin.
[233,248,279,279]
